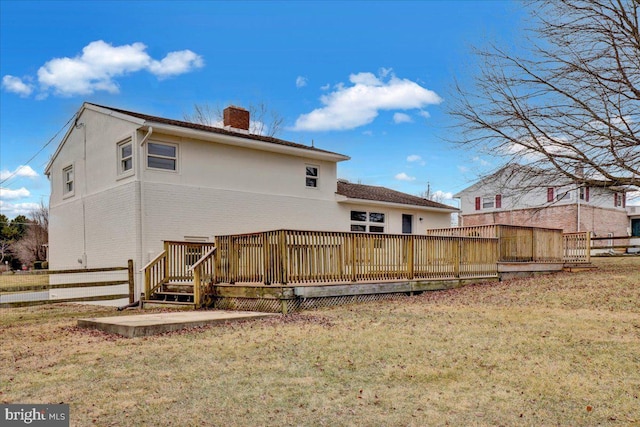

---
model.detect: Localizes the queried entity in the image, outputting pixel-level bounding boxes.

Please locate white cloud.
[148,50,204,79]
[0,200,41,217]
[4,40,203,98]
[418,110,431,119]
[293,70,443,131]
[0,165,39,181]
[296,76,308,88]
[473,156,490,166]
[362,130,373,136]
[0,187,31,200]
[458,165,469,173]
[406,155,426,166]
[1,75,34,97]
[394,172,416,182]
[393,112,413,124]
[320,83,330,91]
[432,190,454,200]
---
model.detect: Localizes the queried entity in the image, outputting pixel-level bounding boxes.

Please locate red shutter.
[547,188,554,202]
[585,187,590,202]
[475,197,481,211]
[614,193,618,207]
[495,194,502,209]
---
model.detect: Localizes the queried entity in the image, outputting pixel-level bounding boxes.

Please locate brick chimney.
[223,106,250,131]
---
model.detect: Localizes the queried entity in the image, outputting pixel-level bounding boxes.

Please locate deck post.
[127,259,135,303]
[163,241,170,282]
[351,233,357,282]
[408,236,414,280]
[586,231,591,263]
[454,238,461,278]
[193,267,201,309]
[279,230,288,284]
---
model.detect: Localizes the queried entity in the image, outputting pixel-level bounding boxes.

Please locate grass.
[1,257,639,426]
[0,271,49,290]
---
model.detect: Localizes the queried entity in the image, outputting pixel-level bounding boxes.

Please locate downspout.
[577,184,581,232]
[136,127,153,300]
[74,120,88,268]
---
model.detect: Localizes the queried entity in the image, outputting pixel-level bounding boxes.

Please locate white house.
[45,103,457,291]
[455,165,631,238]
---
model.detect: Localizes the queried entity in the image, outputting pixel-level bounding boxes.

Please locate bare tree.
[449,0,639,189]
[11,203,48,267]
[184,102,285,137]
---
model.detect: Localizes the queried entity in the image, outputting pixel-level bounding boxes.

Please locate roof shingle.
[87,103,347,158]
[337,181,457,210]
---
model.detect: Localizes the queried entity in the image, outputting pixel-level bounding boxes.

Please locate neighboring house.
[46,102,457,287]
[454,165,630,238]
[628,205,640,253]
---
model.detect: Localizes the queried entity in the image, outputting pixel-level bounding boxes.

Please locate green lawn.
[1,257,639,426]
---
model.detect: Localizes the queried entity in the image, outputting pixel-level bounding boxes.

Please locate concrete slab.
[78,310,279,338]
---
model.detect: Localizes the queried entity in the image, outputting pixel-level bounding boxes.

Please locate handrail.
[190,246,217,308]
[143,250,167,300]
[141,250,167,273]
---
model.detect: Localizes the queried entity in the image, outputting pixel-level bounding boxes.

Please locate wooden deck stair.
[143,282,195,308]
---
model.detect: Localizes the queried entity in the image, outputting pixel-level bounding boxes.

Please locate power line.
[0,112,77,186]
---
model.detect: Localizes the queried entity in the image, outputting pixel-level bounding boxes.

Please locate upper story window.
[350,210,385,233]
[305,165,318,188]
[614,192,625,208]
[579,187,590,202]
[147,142,177,171]
[475,194,501,210]
[63,165,74,196]
[118,139,133,175]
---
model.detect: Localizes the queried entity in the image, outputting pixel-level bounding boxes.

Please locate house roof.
[337,181,458,211]
[86,103,349,159]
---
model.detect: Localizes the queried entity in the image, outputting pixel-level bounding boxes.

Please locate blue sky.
[0,0,527,218]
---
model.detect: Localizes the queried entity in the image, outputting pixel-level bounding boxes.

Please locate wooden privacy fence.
[427,225,569,263]
[215,230,499,285]
[0,261,134,308]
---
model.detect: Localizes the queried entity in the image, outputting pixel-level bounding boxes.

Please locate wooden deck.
[142,226,590,311]
[208,276,499,314]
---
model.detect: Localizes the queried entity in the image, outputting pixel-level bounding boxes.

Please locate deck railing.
[214,230,499,285]
[143,241,216,300]
[427,225,566,263]
[563,232,591,263]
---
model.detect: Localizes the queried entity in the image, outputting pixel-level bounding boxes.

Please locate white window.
[63,165,74,196]
[305,165,319,188]
[147,142,177,171]
[350,210,385,233]
[556,190,571,201]
[118,139,133,175]
[482,197,495,209]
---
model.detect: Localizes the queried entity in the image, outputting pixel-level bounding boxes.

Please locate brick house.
[45,102,458,292]
[454,165,631,238]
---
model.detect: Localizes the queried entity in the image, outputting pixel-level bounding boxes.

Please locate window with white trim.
[556,189,571,201]
[305,165,319,188]
[350,210,385,233]
[147,142,177,171]
[63,165,74,196]
[482,197,495,209]
[118,139,133,175]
